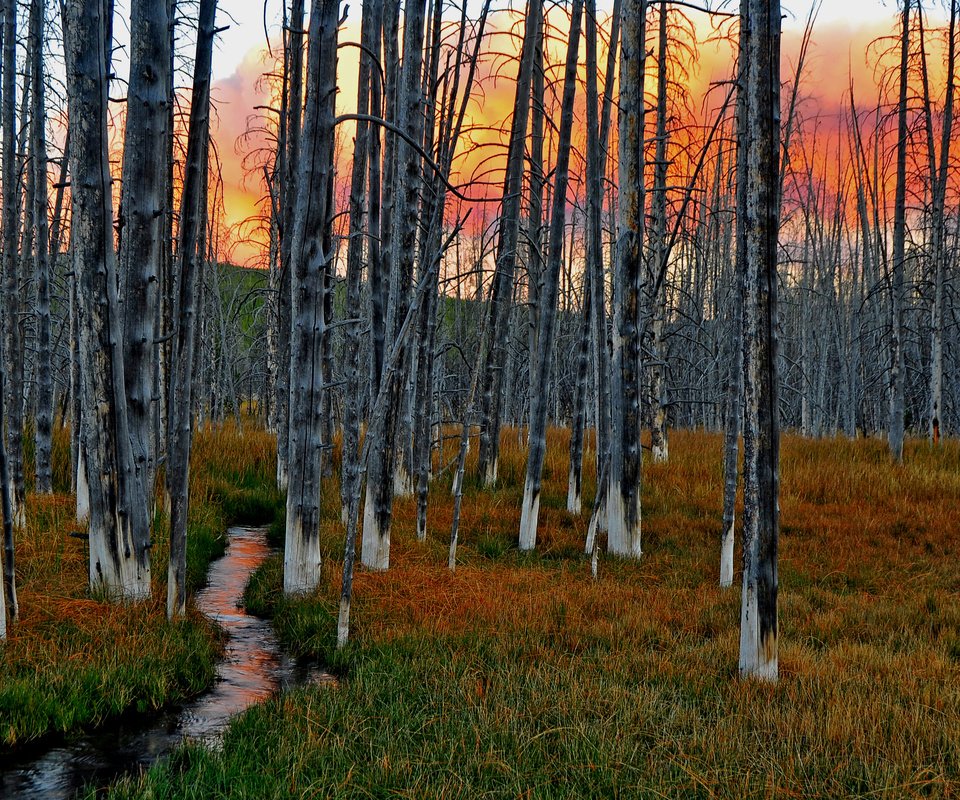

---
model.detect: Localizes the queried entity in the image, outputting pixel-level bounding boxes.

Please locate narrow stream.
[0,526,327,799]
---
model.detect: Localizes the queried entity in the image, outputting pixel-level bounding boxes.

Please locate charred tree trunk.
[476,0,543,486]
[120,0,172,518]
[607,0,646,559]
[276,0,306,492]
[284,0,338,593]
[1,0,24,527]
[738,0,781,681]
[30,0,53,495]
[517,0,583,550]
[166,0,216,619]
[64,0,152,599]
[361,0,427,571]
[888,0,910,462]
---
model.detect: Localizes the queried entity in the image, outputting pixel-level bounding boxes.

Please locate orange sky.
[209,5,955,267]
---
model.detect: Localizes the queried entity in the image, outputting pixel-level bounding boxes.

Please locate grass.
[0,421,282,747]
[92,429,960,796]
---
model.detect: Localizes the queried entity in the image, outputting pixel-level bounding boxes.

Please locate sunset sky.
[203,0,947,265]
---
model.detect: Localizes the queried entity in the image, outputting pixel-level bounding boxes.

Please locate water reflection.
[0,527,326,799]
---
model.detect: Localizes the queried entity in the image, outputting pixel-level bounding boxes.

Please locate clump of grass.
[106,429,960,797]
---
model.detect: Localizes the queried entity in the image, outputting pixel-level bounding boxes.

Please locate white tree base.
[518,476,540,551]
[605,481,641,558]
[738,583,777,681]
[283,511,322,595]
[720,519,735,588]
[360,490,390,570]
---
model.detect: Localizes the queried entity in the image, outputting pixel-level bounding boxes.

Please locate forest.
[0,0,958,796]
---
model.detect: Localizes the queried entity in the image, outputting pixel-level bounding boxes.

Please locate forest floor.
[0,425,281,747]
[50,427,960,797]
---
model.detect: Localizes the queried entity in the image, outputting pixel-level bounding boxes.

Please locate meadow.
[98,427,960,799]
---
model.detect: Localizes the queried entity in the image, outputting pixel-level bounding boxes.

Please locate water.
[0,526,329,799]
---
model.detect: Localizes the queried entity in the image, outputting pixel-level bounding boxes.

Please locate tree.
[119,0,172,518]
[284,0,339,593]
[518,0,584,551]
[166,0,217,618]
[607,0,646,559]
[64,0,152,598]
[738,0,781,681]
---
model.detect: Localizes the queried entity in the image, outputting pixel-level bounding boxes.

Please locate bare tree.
[284,0,338,593]
[64,0,152,598]
[166,0,217,618]
[738,0,781,681]
[607,0,646,559]
[518,0,584,550]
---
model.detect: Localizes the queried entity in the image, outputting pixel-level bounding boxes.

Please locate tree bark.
[64,0,152,599]
[607,0,646,559]
[517,0,583,551]
[30,0,53,495]
[476,0,543,486]
[738,0,781,682]
[120,0,172,519]
[284,0,338,593]
[166,0,217,618]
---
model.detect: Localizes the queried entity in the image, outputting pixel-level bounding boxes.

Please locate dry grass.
[112,426,960,798]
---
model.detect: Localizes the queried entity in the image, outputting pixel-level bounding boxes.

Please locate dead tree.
[1,0,24,527]
[518,0,584,551]
[738,0,781,681]
[476,0,543,486]
[166,0,217,619]
[607,0,647,559]
[64,0,152,598]
[30,0,53,495]
[888,0,910,462]
[284,0,338,593]
[120,0,172,519]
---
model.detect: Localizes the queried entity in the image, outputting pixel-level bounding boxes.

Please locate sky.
[202,0,943,265]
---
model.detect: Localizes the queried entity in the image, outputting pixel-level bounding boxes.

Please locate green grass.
[100,429,960,798]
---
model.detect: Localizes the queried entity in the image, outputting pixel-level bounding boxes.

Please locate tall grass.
[0,422,282,747]
[108,429,960,797]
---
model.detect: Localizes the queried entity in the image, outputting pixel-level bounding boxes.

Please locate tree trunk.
[1,0,24,528]
[738,0,781,681]
[120,0,172,519]
[284,0,338,593]
[476,0,543,486]
[647,2,670,463]
[64,0,152,599]
[517,0,583,551]
[30,0,53,495]
[276,0,306,492]
[607,0,646,559]
[166,0,217,618]
[361,0,427,571]
[888,0,910,463]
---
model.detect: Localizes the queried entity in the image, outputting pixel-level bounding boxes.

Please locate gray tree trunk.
[64,0,152,599]
[30,0,53,495]
[284,0,338,593]
[166,0,217,619]
[738,0,781,682]
[517,0,583,550]
[361,0,427,571]
[607,0,646,559]
[476,0,543,486]
[888,0,910,463]
[120,0,172,518]
[1,0,24,527]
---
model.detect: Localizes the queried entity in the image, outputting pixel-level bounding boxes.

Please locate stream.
[0,526,327,799]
